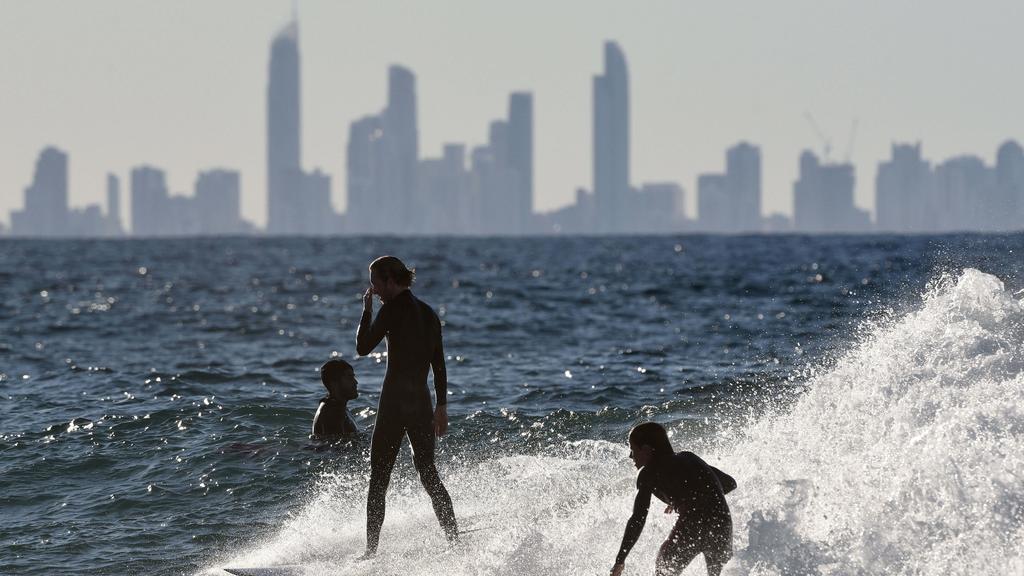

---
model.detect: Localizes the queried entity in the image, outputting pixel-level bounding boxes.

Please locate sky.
[2,0,1022,228]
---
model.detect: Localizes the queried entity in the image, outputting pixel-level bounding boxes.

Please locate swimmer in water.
[611,422,737,576]
[311,358,359,440]
[356,256,458,555]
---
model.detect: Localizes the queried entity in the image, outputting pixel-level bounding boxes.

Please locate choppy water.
[1,235,1022,575]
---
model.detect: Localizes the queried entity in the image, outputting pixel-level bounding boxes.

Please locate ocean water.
[1,235,1022,575]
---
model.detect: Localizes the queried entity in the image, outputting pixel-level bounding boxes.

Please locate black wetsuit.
[616,451,736,576]
[311,396,358,439]
[356,289,456,552]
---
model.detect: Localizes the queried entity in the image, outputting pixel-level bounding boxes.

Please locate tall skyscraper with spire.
[593,41,630,234]
[266,17,301,235]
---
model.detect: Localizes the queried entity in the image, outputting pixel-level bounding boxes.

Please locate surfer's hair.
[369,255,416,287]
[629,422,675,458]
[320,358,353,385]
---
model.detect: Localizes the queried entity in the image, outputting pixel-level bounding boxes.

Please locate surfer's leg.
[408,422,458,541]
[655,524,701,576]
[702,519,733,576]
[366,419,405,553]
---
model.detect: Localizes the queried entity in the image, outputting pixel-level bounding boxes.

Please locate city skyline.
[5,12,1023,236]
[3,1,1023,230]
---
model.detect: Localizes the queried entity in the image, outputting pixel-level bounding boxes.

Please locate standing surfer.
[356,255,458,555]
[611,422,736,576]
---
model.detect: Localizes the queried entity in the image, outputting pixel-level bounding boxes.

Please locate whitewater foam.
[205,269,1024,575]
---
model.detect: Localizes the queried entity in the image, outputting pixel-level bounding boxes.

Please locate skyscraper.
[508,92,534,233]
[593,41,630,234]
[382,65,418,234]
[792,151,869,233]
[11,146,69,237]
[195,169,242,235]
[933,156,995,232]
[266,18,301,235]
[875,143,932,233]
[131,165,169,236]
[106,173,123,236]
[697,174,729,232]
[347,115,384,234]
[345,66,419,235]
[726,142,761,232]
[996,140,1024,230]
[695,142,762,233]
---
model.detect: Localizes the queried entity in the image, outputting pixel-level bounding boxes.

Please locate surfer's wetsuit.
[357,289,457,552]
[616,451,736,576]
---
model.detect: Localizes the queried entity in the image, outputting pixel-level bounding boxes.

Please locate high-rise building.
[266,18,302,235]
[875,143,933,233]
[106,173,123,236]
[933,156,995,232]
[11,146,69,237]
[996,140,1024,231]
[792,151,869,233]
[593,41,630,234]
[195,169,242,235]
[637,183,685,233]
[695,142,761,233]
[131,165,169,236]
[726,142,761,232]
[508,92,534,233]
[345,66,419,235]
[475,120,522,235]
[382,65,418,235]
[299,169,335,235]
[697,174,729,232]
[416,144,473,235]
[346,115,384,235]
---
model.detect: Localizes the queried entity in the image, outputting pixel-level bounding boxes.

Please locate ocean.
[1,234,1022,575]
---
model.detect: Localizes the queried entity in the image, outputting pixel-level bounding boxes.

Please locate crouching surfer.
[311,358,359,439]
[611,422,737,576]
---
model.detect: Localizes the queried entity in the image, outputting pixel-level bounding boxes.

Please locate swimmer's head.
[369,255,415,301]
[320,358,358,401]
[628,422,674,469]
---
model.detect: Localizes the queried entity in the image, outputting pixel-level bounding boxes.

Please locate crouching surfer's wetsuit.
[357,286,458,554]
[616,450,737,576]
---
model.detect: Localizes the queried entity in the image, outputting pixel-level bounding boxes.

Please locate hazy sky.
[2,0,1022,228]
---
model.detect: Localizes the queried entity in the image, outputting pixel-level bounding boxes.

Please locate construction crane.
[803,111,832,162]
[804,112,859,164]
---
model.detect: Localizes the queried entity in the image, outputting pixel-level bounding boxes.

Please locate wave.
[201,269,1024,575]
[721,269,1024,575]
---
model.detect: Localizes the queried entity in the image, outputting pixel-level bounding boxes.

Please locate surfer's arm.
[709,465,737,494]
[614,486,651,566]
[356,302,390,356]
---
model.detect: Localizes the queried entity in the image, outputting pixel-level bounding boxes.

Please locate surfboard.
[223,566,304,576]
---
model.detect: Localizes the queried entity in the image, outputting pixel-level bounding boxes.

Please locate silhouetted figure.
[311,358,359,440]
[611,422,737,576]
[356,256,457,555]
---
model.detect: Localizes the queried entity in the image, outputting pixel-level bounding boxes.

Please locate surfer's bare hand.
[434,404,448,437]
[664,504,675,514]
[363,287,375,309]
[610,563,624,576]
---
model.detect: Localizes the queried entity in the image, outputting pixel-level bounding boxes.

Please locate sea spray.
[722,269,1024,575]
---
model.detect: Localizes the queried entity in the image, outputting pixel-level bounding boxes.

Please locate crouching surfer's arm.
[611,486,652,575]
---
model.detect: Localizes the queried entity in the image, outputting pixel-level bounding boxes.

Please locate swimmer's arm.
[614,486,651,567]
[356,299,390,356]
